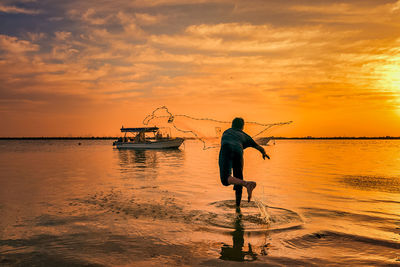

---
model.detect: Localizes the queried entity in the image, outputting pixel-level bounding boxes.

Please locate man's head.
[232,117,244,130]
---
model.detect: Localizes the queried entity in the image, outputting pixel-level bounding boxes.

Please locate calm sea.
[0,140,399,266]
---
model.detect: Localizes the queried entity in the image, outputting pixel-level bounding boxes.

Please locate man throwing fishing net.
[219,118,270,207]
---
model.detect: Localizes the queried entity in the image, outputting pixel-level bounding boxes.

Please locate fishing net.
[142,106,292,150]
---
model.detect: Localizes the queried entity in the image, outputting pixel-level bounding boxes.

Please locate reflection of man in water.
[219,118,269,207]
[220,210,258,261]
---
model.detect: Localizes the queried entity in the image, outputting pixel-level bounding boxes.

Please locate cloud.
[116,12,146,37]
[150,23,352,56]
[25,32,46,42]
[290,3,352,14]
[391,0,400,12]
[0,3,40,14]
[48,17,64,22]
[81,8,110,25]
[0,34,39,53]
[2,0,400,136]
[135,13,165,25]
[54,31,71,41]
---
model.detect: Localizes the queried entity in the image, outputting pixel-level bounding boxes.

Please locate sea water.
[0,139,399,266]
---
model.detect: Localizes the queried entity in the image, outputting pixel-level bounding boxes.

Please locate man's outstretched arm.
[245,132,270,160]
[255,144,270,160]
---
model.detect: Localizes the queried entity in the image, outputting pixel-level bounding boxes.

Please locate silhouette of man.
[219,117,269,207]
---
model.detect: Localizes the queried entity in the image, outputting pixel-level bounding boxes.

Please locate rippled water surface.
[0,140,399,266]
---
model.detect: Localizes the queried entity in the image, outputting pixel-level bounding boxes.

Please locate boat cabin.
[117,127,170,143]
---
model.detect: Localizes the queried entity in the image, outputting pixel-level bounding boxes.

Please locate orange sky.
[0,0,400,137]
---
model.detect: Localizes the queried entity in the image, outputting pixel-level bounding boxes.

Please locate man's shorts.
[218,143,244,187]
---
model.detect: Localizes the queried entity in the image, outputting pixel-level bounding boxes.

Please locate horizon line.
[1,136,400,140]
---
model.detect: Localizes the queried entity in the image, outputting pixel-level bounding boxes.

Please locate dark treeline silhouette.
[0,137,117,140]
[1,136,399,140]
[267,136,400,140]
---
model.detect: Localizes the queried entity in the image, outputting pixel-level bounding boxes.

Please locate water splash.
[253,186,271,225]
[254,197,271,225]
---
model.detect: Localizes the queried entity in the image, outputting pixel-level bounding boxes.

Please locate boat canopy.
[120,127,159,132]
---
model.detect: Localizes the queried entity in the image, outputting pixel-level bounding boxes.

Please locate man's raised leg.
[227,176,257,203]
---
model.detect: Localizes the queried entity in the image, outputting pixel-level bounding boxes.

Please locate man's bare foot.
[246,181,257,202]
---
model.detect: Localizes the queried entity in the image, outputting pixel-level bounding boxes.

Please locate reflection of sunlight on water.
[339,175,400,193]
[2,140,400,266]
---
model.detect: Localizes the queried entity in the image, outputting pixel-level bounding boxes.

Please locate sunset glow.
[1,0,400,137]
[380,60,400,92]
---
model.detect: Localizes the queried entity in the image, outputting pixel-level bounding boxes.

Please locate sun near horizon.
[1,0,400,137]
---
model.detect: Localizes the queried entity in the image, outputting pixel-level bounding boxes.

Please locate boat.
[113,127,184,149]
[256,137,274,146]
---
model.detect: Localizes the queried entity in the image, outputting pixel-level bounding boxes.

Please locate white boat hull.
[114,138,184,149]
